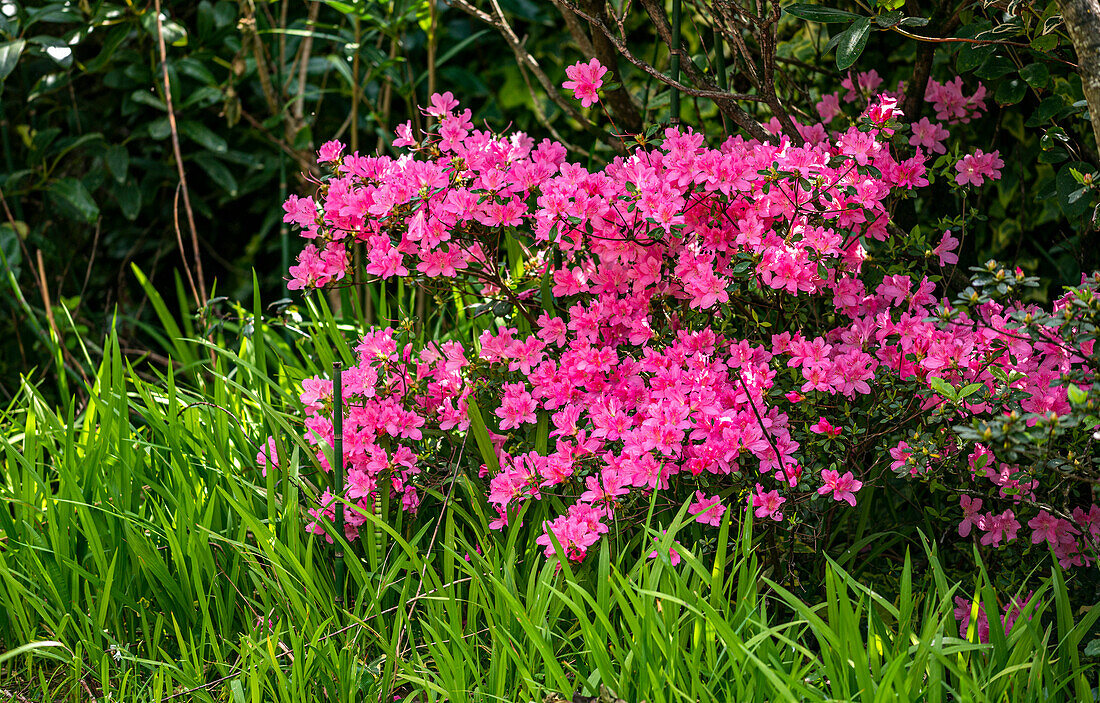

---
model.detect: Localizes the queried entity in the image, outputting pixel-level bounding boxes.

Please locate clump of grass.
[1,273,1097,702]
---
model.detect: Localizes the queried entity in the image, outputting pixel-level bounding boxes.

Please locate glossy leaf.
[835,17,871,70]
[115,180,142,220]
[193,152,239,196]
[994,78,1026,106]
[783,3,861,22]
[1019,63,1049,89]
[179,120,228,153]
[0,40,26,84]
[1057,162,1094,219]
[48,178,99,223]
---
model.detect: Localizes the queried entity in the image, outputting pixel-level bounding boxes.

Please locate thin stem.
[154,0,206,307]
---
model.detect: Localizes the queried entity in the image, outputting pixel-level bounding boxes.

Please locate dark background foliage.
[0,0,552,400]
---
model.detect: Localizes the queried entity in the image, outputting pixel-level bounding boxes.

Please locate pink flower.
[954,149,1003,187]
[809,417,842,438]
[817,469,863,506]
[888,441,912,472]
[563,58,607,108]
[959,495,984,537]
[256,436,279,477]
[979,509,1021,547]
[393,121,416,148]
[908,118,949,154]
[954,592,1035,643]
[1029,510,1060,545]
[425,91,459,118]
[496,382,538,430]
[689,491,727,526]
[317,139,344,163]
[750,483,786,521]
[647,532,682,566]
[816,93,842,122]
[932,230,959,266]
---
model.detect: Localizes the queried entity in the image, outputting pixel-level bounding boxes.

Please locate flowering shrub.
[954,591,1035,643]
[271,63,1099,570]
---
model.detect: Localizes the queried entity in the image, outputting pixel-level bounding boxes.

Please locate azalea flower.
[563,58,607,107]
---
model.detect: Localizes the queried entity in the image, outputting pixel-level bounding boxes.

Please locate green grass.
[0,278,1098,702]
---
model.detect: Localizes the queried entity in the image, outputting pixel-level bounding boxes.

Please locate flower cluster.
[274,65,1098,566]
[953,591,1035,643]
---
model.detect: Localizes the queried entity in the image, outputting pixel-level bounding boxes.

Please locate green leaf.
[1031,34,1057,52]
[465,396,500,475]
[0,641,70,666]
[0,39,26,84]
[928,376,957,401]
[956,44,996,73]
[433,29,491,70]
[148,117,172,140]
[898,16,929,27]
[48,178,99,223]
[1085,637,1100,657]
[1026,96,1066,126]
[874,10,904,27]
[0,222,23,277]
[1067,384,1088,405]
[1057,162,1094,219]
[192,152,239,196]
[85,25,130,73]
[179,120,228,153]
[213,1,236,28]
[975,55,1016,80]
[177,57,218,86]
[836,17,871,70]
[130,89,167,111]
[115,180,142,220]
[957,383,983,400]
[140,11,189,47]
[783,3,861,22]
[1039,147,1068,164]
[293,124,313,150]
[28,36,72,68]
[994,78,1026,106]
[1019,62,1049,89]
[105,145,129,184]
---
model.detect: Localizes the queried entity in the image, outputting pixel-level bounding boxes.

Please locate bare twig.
[555,0,775,142]
[450,0,613,142]
[154,0,206,307]
[35,249,90,388]
[890,25,1078,67]
[293,1,322,124]
[76,217,101,311]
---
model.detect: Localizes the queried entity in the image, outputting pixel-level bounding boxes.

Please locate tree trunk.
[1058,0,1100,150]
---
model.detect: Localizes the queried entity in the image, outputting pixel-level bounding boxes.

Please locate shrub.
[275,68,1099,578]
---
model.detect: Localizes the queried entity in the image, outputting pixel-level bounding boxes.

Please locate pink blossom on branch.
[955,149,1004,186]
[751,484,786,522]
[689,491,727,526]
[933,230,960,266]
[817,470,863,506]
[562,58,607,108]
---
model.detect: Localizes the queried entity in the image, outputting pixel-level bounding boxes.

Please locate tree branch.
[555,0,775,142]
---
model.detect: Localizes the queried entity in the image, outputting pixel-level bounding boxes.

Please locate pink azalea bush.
[953,591,1035,643]
[270,63,1100,567]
